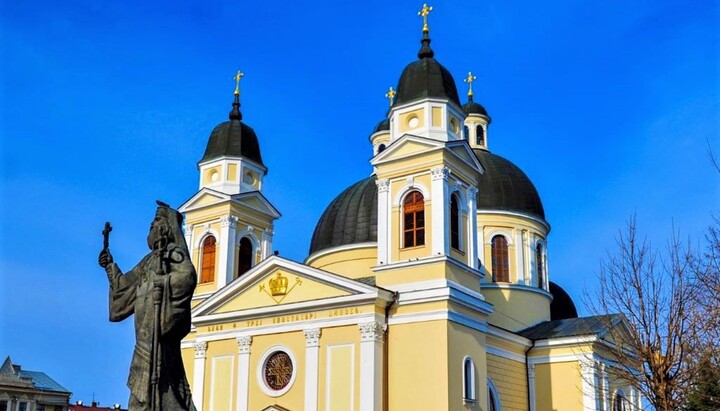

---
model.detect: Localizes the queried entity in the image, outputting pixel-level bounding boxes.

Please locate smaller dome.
[463,100,489,118]
[372,118,390,134]
[549,282,578,320]
[393,34,461,108]
[200,95,265,168]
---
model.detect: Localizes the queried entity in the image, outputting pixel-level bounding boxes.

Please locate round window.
[210,171,219,182]
[243,172,255,185]
[263,351,294,391]
[408,116,419,128]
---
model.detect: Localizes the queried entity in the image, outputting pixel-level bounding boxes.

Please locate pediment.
[179,188,231,212]
[192,256,387,319]
[231,191,281,219]
[371,134,443,165]
[446,141,484,173]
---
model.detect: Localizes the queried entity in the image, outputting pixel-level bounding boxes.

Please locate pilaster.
[467,187,479,270]
[376,179,390,265]
[528,363,536,411]
[358,322,384,411]
[431,166,449,256]
[218,215,238,287]
[262,228,273,260]
[193,341,208,411]
[236,336,252,411]
[304,328,321,411]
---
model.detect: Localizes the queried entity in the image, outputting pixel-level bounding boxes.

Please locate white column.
[515,230,525,284]
[183,223,193,251]
[376,179,390,265]
[528,363,536,411]
[193,341,208,411]
[431,166,449,256]
[304,328,321,411]
[218,216,238,287]
[262,228,273,260]
[600,362,610,411]
[580,356,597,411]
[358,322,384,411]
[467,187,479,270]
[236,336,252,411]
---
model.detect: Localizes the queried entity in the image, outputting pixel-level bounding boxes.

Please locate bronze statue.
[99,201,197,411]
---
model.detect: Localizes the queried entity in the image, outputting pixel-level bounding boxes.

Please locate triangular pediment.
[230,191,281,219]
[192,256,389,322]
[371,134,444,166]
[446,141,484,173]
[179,188,232,213]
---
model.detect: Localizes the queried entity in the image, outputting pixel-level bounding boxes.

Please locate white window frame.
[462,356,477,403]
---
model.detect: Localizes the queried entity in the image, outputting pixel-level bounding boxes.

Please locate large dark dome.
[474,149,545,219]
[200,96,264,168]
[309,176,378,255]
[309,150,546,255]
[549,282,578,320]
[393,36,461,108]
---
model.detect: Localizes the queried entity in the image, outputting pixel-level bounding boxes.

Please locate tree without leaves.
[584,217,710,411]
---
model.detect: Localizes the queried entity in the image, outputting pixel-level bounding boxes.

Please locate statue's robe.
[108,244,197,411]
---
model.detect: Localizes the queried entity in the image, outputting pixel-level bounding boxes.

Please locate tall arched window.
[476,125,485,146]
[488,379,501,411]
[450,194,460,250]
[236,237,253,278]
[536,243,544,289]
[463,357,476,402]
[403,191,425,248]
[491,235,509,282]
[463,125,469,141]
[613,390,628,411]
[200,235,216,283]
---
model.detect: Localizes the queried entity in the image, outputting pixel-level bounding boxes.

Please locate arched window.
[488,379,501,411]
[536,243,544,289]
[463,125,469,141]
[236,237,253,278]
[200,235,216,283]
[476,125,485,146]
[378,143,386,153]
[403,191,425,248]
[491,235,509,282]
[613,390,628,411]
[450,194,460,250]
[463,357,476,402]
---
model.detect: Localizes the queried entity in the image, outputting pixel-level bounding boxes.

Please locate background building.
[178,6,638,411]
[0,357,71,411]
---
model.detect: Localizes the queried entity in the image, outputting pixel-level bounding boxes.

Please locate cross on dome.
[464,71,477,99]
[385,87,396,106]
[234,70,244,97]
[418,3,433,34]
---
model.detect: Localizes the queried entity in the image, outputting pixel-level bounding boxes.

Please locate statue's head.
[147,200,185,251]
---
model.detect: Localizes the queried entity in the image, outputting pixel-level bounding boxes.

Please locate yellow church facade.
[178,5,639,411]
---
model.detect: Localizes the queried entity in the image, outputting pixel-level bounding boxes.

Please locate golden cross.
[463,71,477,98]
[234,70,244,96]
[385,86,396,106]
[418,3,433,33]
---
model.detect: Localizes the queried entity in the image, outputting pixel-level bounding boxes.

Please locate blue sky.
[1,0,718,406]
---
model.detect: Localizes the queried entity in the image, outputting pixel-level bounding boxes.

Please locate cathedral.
[178,5,638,411]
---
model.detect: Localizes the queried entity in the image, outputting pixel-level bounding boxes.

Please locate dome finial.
[229,70,244,121]
[463,71,477,101]
[385,86,396,107]
[417,4,435,59]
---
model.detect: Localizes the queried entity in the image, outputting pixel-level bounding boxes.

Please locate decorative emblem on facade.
[376,179,391,193]
[263,351,293,391]
[220,215,238,228]
[259,272,302,304]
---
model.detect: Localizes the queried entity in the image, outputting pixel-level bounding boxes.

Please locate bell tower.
[180,72,281,299]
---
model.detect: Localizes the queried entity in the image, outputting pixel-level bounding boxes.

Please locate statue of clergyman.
[99,201,197,410]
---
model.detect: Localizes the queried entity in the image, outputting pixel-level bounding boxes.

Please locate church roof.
[309,176,378,255]
[518,314,623,341]
[200,95,264,168]
[393,34,461,108]
[0,356,70,394]
[473,149,545,219]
